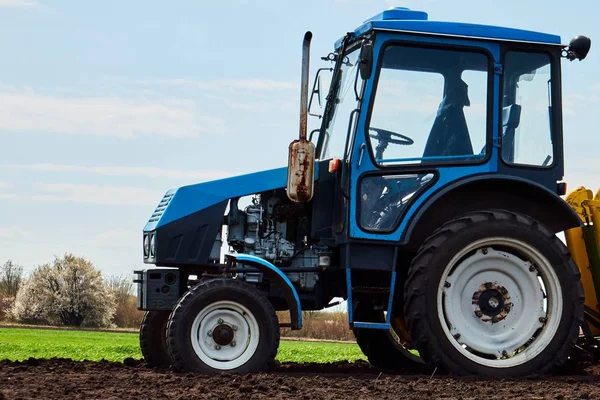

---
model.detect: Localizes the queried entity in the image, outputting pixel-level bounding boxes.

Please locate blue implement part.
[225,253,303,330]
[353,322,391,330]
[144,164,319,231]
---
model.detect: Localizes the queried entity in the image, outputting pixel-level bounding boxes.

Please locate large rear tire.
[166,278,280,374]
[404,210,584,377]
[139,310,172,367]
[353,305,427,371]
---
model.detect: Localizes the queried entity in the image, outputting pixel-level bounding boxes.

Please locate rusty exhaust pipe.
[299,31,312,141]
[286,31,316,203]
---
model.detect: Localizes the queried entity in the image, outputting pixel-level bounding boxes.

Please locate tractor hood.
[144,164,319,231]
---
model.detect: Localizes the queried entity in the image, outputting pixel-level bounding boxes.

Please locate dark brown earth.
[2,358,600,399]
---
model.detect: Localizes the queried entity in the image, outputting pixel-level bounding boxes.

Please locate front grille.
[148,192,174,222]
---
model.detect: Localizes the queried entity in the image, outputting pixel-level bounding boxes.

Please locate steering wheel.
[369,127,414,146]
[369,127,414,160]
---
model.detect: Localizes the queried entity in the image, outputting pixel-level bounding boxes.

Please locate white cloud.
[2,183,164,206]
[0,91,226,139]
[563,91,600,116]
[0,0,39,7]
[162,78,297,92]
[2,163,234,182]
[0,181,13,190]
[0,226,33,242]
[92,228,140,249]
[34,183,163,206]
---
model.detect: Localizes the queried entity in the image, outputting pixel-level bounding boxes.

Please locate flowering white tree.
[11,254,116,327]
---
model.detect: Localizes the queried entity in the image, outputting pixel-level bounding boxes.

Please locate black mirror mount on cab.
[565,35,591,61]
[358,41,374,80]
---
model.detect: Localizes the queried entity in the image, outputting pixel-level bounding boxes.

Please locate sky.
[1,0,599,278]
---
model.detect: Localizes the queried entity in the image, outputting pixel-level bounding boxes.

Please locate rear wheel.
[166,278,280,374]
[404,210,584,377]
[354,312,427,372]
[139,310,172,367]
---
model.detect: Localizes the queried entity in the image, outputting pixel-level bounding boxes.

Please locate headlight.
[143,234,150,257]
[150,234,156,257]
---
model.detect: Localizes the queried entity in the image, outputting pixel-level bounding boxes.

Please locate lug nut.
[539,317,547,323]
[492,316,500,323]
[502,350,508,357]
[444,281,451,288]
[482,248,488,255]
[500,287,508,295]
[231,341,236,347]
[504,304,511,312]
[454,333,461,340]
[475,310,483,318]
[218,318,224,324]
[207,330,212,336]
[215,345,221,350]
[473,293,480,300]
[232,325,238,331]
[485,282,493,289]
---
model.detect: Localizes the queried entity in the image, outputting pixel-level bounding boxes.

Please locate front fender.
[226,253,302,330]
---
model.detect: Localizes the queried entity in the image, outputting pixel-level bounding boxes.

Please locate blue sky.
[0,0,598,277]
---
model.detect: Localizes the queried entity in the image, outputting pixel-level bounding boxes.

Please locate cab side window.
[501,52,554,167]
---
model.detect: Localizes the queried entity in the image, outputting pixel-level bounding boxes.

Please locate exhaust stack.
[298,31,312,140]
[286,31,316,203]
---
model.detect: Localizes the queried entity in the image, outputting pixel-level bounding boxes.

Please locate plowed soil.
[2,358,600,399]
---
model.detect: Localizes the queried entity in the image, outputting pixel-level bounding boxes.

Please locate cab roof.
[335,7,562,49]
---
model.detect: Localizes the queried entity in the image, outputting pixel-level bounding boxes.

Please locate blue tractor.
[134,7,594,377]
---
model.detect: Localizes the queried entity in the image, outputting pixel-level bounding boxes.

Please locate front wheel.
[140,310,172,367]
[166,278,280,374]
[404,210,584,377]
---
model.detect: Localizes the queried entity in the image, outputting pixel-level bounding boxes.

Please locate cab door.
[348,33,501,242]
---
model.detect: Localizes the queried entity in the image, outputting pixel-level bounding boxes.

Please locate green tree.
[0,260,23,298]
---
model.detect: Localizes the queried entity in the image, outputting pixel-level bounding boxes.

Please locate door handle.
[357,143,366,169]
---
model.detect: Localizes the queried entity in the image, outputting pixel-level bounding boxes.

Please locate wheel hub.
[212,324,235,346]
[473,283,512,322]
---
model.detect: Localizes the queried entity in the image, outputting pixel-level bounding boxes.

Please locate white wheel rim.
[436,237,562,368]
[190,300,260,370]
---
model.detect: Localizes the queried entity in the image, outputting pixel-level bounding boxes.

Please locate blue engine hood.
[144,164,319,231]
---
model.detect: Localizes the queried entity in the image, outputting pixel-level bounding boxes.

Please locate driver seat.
[422,78,474,160]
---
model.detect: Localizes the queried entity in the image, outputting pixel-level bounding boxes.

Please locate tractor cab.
[293,7,591,243]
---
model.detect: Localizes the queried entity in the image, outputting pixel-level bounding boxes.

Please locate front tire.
[166,278,280,374]
[139,310,172,367]
[404,210,584,377]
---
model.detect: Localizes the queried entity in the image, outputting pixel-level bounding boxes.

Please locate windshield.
[317,44,362,160]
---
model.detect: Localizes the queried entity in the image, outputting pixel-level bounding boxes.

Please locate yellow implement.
[565,187,600,336]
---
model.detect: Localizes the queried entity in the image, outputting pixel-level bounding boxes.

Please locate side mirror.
[358,41,374,80]
[565,35,591,61]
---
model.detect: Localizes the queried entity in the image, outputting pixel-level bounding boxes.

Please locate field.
[3,327,600,399]
[0,327,366,364]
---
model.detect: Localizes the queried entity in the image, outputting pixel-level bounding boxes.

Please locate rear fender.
[402,175,582,249]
